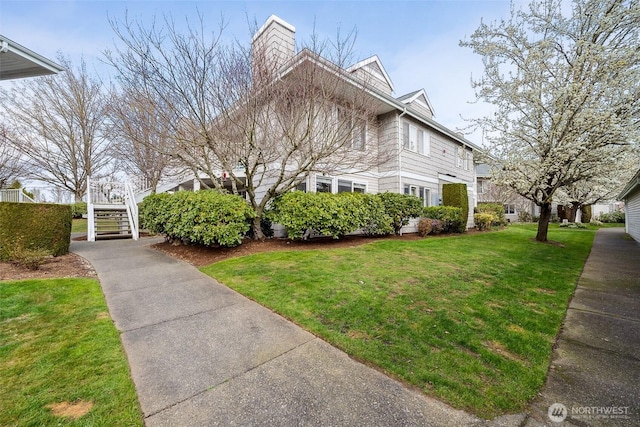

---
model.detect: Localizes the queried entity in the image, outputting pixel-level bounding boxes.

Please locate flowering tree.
[462,0,640,241]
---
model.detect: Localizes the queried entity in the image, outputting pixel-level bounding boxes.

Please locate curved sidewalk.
[71,237,479,426]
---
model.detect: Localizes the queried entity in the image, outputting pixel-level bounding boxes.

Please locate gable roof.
[397,88,435,117]
[0,35,64,80]
[619,169,640,200]
[346,55,394,93]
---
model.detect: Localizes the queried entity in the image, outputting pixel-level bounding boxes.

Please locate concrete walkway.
[71,237,479,426]
[71,227,640,426]
[523,227,640,426]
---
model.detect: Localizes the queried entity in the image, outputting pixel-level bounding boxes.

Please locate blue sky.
[0,0,516,143]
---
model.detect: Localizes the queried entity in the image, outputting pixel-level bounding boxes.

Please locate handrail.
[87,178,95,242]
[124,182,139,240]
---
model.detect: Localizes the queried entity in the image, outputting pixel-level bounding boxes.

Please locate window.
[338,179,367,193]
[421,188,431,207]
[456,147,464,168]
[353,183,366,193]
[295,181,307,192]
[504,204,516,214]
[465,151,472,171]
[402,121,430,155]
[316,176,332,193]
[403,184,419,197]
[338,180,352,193]
[477,180,486,194]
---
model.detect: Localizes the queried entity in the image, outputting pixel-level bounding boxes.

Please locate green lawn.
[0,278,143,426]
[72,218,87,233]
[202,224,595,418]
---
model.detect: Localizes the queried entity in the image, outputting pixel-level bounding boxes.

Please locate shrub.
[360,194,393,237]
[71,202,88,219]
[377,192,424,235]
[423,206,465,233]
[476,203,507,226]
[518,210,532,222]
[559,222,587,229]
[0,202,71,261]
[442,183,468,232]
[474,213,495,231]
[417,218,443,237]
[140,191,254,247]
[8,242,51,270]
[580,205,592,223]
[269,191,371,240]
[597,211,625,223]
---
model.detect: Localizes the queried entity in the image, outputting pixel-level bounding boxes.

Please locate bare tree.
[461,0,640,241]
[108,86,178,193]
[0,55,113,201]
[106,13,388,239]
[0,125,28,188]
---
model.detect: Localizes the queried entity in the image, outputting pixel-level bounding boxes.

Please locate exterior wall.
[625,188,640,242]
[406,100,432,119]
[351,68,393,95]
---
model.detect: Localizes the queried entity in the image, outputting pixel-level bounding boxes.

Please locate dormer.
[397,89,435,119]
[347,55,394,95]
[252,15,296,80]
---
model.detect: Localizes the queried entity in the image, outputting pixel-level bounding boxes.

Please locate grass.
[0,278,143,426]
[72,218,87,233]
[202,224,595,418]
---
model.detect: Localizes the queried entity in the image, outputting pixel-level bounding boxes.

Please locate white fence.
[0,189,35,203]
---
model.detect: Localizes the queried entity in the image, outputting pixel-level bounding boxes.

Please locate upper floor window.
[402,121,430,156]
[338,179,367,193]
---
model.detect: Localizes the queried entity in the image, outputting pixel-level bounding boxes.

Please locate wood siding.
[626,188,640,242]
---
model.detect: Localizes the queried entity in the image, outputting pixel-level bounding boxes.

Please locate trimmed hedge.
[0,202,71,260]
[71,202,88,219]
[442,183,468,232]
[377,192,423,235]
[476,203,507,226]
[140,191,255,247]
[423,206,465,234]
[269,191,388,240]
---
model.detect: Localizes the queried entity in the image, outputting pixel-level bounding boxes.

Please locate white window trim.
[402,120,431,156]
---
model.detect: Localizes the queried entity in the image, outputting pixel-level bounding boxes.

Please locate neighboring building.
[143,15,483,231]
[619,169,640,243]
[476,163,537,222]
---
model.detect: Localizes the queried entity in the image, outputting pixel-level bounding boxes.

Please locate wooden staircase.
[93,205,132,240]
[87,179,139,242]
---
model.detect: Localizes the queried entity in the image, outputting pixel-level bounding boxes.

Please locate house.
[141,15,483,232]
[475,163,537,222]
[619,169,640,242]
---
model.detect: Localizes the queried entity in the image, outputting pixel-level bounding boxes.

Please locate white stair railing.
[87,179,95,242]
[86,177,139,241]
[0,189,35,203]
[124,182,139,240]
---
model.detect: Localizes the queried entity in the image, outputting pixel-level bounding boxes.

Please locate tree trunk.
[536,203,552,242]
[251,214,265,241]
[568,202,580,223]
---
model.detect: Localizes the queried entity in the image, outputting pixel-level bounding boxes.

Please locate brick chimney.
[252,15,295,80]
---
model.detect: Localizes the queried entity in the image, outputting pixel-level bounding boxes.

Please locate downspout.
[398,107,407,194]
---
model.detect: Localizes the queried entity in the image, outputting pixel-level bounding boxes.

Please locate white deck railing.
[0,189,35,203]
